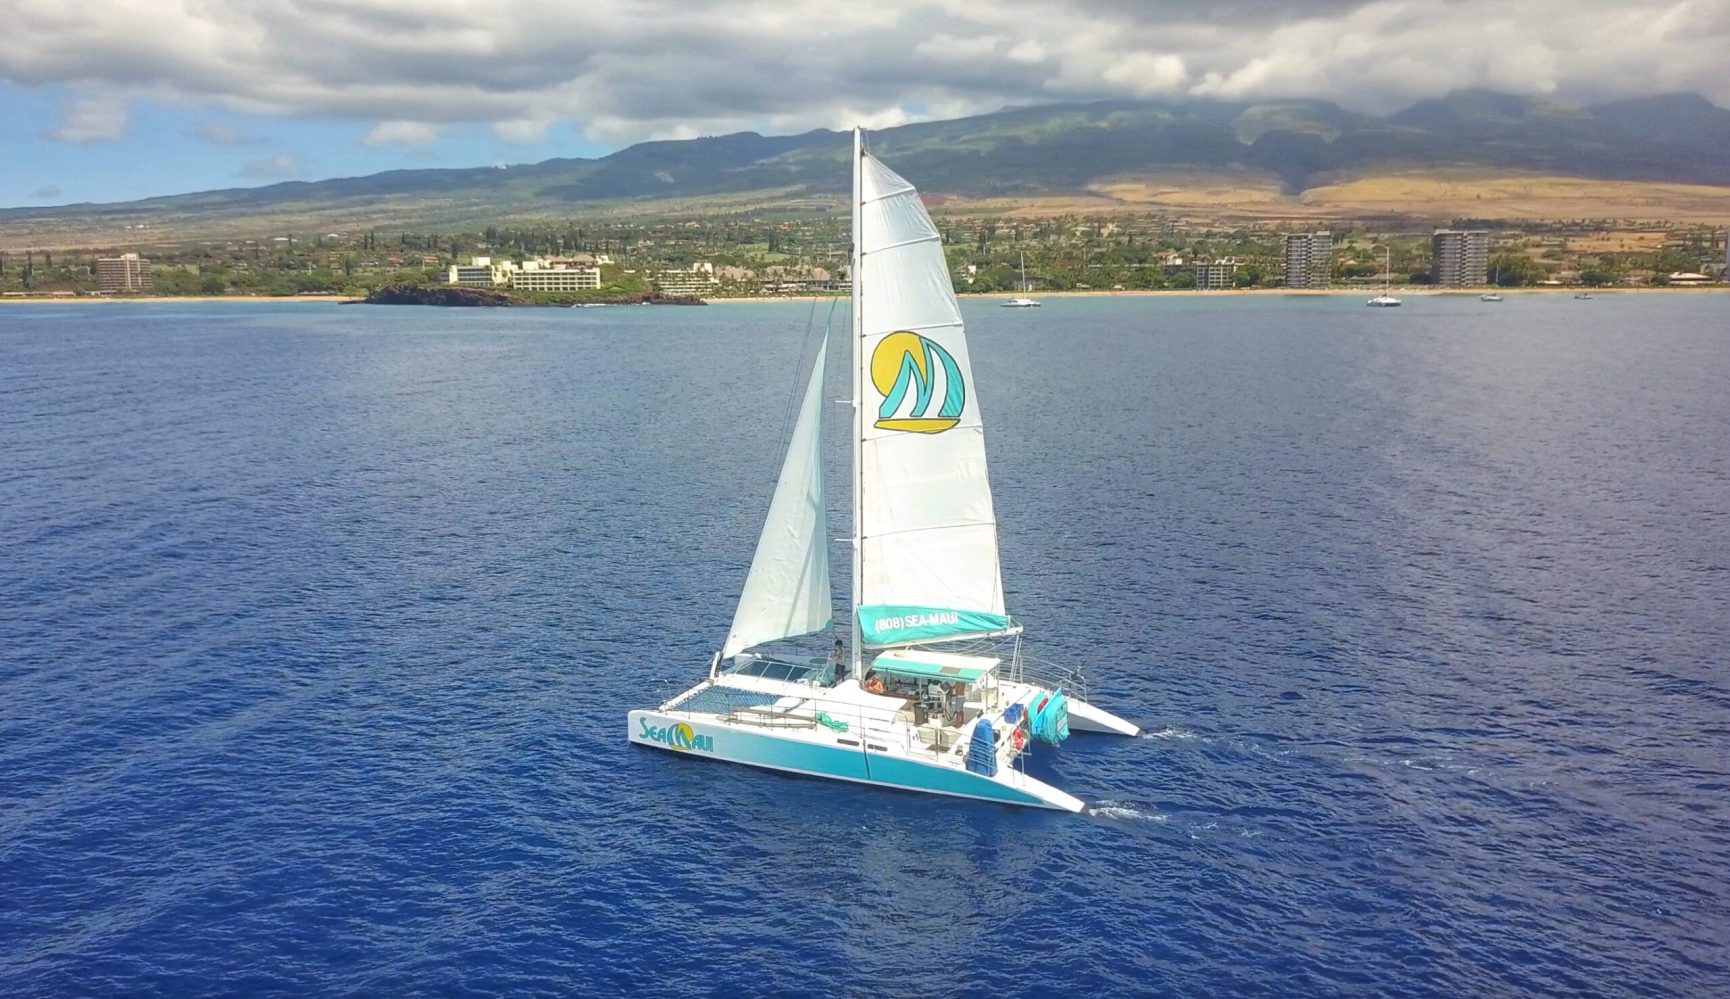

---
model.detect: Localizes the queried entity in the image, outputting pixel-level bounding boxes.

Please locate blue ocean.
[3,296,1727,996]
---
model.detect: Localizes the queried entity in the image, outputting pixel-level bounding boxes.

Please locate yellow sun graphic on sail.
[870,331,966,434]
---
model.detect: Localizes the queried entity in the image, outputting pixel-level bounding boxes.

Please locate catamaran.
[628,130,1139,811]
[1003,251,1041,308]
[1367,246,1401,307]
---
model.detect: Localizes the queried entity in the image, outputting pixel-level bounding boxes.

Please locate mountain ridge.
[6,90,1730,237]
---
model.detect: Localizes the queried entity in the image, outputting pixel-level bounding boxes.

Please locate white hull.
[628,674,1147,811]
[1066,698,1142,736]
[636,699,1079,810]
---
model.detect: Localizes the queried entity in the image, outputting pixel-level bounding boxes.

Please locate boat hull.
[1066,698,1141,737]
[628,709,1083,811]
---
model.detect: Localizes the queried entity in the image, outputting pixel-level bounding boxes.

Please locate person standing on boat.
[829,637,846,684]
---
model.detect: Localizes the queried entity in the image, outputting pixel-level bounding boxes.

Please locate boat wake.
[1086,799,1168,823]
[1141,726,1201,741]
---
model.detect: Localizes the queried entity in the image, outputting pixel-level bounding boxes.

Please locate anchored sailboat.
[1003,251,1041,308]
[628,130,1138,811]
[1367,246,1402,307]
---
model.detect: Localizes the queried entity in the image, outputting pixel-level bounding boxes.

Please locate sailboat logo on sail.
[871,331,965,434]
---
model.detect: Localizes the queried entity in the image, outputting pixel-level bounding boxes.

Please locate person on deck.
[829,637,846,684]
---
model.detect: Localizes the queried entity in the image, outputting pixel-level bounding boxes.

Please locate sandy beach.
[0,294,352,305]
[706,285,1728,304]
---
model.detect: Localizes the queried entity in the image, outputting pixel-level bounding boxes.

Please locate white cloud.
[0,1,1725,149]
[239,153,301,178]
[1101,53,1188,97]
[44,97,127,143]
[360,120,442,147]
[491,117,554,143]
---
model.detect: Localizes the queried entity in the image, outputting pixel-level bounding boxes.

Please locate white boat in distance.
[1002,251,1041,307]
[628,130,1139,811]
[1367,246,1401,307]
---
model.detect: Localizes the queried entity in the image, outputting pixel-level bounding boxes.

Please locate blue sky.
[0,83,613,207]
[4,0,1724,209]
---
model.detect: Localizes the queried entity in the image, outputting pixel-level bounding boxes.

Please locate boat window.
[762,662,796,681]
[733,660,770,677]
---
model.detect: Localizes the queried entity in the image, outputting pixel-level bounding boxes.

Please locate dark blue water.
[3,296,1728,996]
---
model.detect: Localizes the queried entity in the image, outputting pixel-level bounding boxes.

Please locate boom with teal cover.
[858,605,1011,646]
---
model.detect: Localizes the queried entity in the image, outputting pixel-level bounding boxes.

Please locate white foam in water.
[1142,727,1197,741]
[1087,800,1168,823]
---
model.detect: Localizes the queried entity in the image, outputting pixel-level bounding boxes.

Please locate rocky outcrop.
[357,285,524,306]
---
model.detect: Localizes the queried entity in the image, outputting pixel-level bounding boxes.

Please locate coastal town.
[2,213,1726,301]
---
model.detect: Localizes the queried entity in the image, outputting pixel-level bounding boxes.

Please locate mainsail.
[722,342,832,658]
[854,149,1008,647]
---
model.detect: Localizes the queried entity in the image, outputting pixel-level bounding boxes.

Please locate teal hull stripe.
[858,605,1011,646]
[650,721,1043,806]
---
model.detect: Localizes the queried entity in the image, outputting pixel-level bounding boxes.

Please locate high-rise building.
[1283,232,1333,289]
[1194,259,1238,290]
[1431,230,1489,287]
[95,253,152,293]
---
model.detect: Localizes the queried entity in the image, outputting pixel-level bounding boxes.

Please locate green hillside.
[5,90,1729,237]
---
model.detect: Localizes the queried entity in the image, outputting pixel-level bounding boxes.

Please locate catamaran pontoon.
[627,129,1139,811]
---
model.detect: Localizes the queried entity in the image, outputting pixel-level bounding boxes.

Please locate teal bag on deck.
[1031,689,1070,746]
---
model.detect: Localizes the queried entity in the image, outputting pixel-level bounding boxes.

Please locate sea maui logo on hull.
[639,717,714,752]
[871,331,965,434]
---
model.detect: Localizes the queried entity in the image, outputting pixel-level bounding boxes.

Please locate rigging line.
[771,296,826,464]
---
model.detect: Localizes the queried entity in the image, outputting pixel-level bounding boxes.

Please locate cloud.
[239,153,301,178]
[361,120,442,147]
[196,122,267,146]
[44,97,127,143]
[31,184,63,199]
[1,1,1726,149]
[491,118,554,144]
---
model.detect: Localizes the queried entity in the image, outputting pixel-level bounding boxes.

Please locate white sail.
[854,151,1007,647]
[722,341,832,658]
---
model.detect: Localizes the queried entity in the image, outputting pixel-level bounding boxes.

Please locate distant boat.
[1367,246,1401,307]
[1482,266,1504,301]
[1002,251,1041,308]
[1574,292,1594,300]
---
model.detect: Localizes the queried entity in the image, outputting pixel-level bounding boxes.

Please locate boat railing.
[665,681,977,764]
[1010,656,1090,703]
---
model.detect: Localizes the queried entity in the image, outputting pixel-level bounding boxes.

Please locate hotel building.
[95,253,152,293]
[1431,230,1490,287]
[1283,232,1333,289]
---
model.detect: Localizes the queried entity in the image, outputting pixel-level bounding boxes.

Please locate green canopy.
[869,650,999,684]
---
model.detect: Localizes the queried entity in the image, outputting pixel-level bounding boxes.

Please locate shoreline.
[707,286,1729,303]
[3,286,1724,306]
[0,294,350,305]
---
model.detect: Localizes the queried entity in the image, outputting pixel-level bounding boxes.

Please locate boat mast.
[850,127,865,679]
